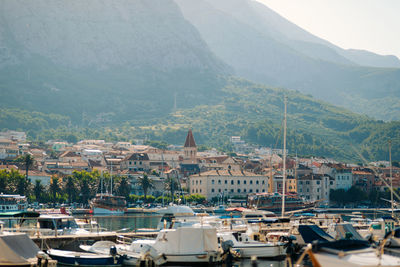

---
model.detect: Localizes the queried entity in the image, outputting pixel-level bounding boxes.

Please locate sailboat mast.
[110,161,113,195]
[390,140,393,217]
[282,96,287,217]
[101,171,103,198]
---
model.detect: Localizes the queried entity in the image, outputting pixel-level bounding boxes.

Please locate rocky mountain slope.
[175,0,400,121]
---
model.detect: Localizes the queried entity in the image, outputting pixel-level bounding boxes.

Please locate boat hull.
[47,249,122,266]
[233,244,285,258]
[158,253,218,264]
[92,207,125,215]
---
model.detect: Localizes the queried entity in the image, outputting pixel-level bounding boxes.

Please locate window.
[238,189,241,193]
[231,180,234,185]
[200,180,202,185]
[262,181,265,184]
[316,181,320,185]
[244,189,247,193]
[212,180,215,185]
[306,188,309,192]
[249,189,253,193]
[196,180,198,185]
[211,188,215,193]
[139,161,142,165]
[244,180,246,184]
[225,180,227,184]
[256,180,259,185]
[256,189,259,193]
[218,180,221,184]
[231,189,234,193]
[262,189,265,192]
[306,181,310,185]
[237,180,240,185]
[299,181,303,185]
[250,180,253,185]
[218,189,221,193]
[192,180,194,185]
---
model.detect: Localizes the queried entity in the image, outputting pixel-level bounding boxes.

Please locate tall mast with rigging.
[282,96,287,217]
[390,140,393,217]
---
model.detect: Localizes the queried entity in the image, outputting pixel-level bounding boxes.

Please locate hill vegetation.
[2,77,399,162]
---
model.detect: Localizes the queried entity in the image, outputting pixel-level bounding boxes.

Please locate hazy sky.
[257,0,400,59]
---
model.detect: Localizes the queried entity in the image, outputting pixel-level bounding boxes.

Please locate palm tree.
[165,177,179,204]
[137,174,154,203]
[49,176,62,202]
[34,180,44,202]
[65,176,77,203]
[116,177,131,199]
[16,153,35,180]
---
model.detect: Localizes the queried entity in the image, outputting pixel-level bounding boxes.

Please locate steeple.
[183,129,197,164]
[184,129,196,148]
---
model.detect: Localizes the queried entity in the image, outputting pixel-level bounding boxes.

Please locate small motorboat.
[146,224,221,265]
[47,248,123,266]
[297,239,400,267]
[218,231,286,259]
[80,239,156,266]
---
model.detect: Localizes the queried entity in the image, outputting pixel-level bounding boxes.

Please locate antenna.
[174,91,177,110]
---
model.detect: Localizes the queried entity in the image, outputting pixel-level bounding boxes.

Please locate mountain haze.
[175,0,400,121]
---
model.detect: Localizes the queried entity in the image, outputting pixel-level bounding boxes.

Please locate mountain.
[0,0,228,121]
[0,0,399,161]
[175,0,400,121]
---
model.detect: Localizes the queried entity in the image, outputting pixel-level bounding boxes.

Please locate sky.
[257,0,400,59]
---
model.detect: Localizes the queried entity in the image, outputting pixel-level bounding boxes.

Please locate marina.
[2,205,400,266]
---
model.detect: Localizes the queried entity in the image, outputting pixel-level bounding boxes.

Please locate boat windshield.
[39,218,79,230]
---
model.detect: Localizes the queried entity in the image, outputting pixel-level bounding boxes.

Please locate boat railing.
[116,235,133,245]
[0,216,104,237]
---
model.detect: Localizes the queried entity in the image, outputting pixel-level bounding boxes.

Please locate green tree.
[65,176,77,203]
[49,176,62,202]
[116,177,131,199]
[34,180,44,202]
[165,177,179,203]
[16,153,35,180]
[0,170,8,193]
[137,174,154,203]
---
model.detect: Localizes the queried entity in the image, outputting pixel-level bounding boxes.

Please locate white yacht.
[218,230,286,259]
[147,224,221,265]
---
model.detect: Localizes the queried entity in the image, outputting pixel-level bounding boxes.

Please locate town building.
[297,174,332,204]
[189,170,269,200]
[334,168,353,190]
[121,153,150,172]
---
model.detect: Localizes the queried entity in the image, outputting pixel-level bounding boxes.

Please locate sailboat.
[90,165,127,215]
[247,97,318,213]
